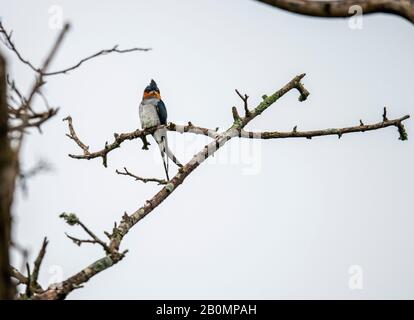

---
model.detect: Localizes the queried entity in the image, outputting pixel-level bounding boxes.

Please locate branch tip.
[383,107,388,122]
[232,106,241,122]
[397,122,408,141]
[60,212,79,226]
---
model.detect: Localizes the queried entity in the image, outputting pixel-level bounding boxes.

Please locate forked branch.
[0,19,149,300]
[33,73,410,300]
[0,21,150,76]
[60,213,110,253]
[64,120,220,167]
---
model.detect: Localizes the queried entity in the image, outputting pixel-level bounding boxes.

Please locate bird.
[139,79,182,180]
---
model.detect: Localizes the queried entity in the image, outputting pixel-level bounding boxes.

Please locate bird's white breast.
[139,99,161,129]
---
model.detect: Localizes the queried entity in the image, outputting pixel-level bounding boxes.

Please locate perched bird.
[139,79,182,180]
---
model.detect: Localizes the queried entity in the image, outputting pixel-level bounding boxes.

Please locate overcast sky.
[1,0,413,299]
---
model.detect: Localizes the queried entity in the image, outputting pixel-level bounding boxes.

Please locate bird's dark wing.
[156,99,168,125]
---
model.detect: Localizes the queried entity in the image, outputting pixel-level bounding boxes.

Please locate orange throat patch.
[143,91,161,99]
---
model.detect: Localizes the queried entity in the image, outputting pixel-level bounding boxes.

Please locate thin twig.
[65,233,102,247]
[0,21,39,72]
[30,237,48,289]
[25,263,31,297]
[1,21,150,76]
[239,115,410,140]
[10,108,59,132]
[14,23,70,155]
[59,213,110,253]
[62,116,90,155]
[77,221,110,253]
[116,167,168,185]
[6,75,26,106]
[235,89,250,116]
[43,46,151,76]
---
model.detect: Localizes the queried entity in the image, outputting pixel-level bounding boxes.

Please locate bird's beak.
[150,91,160,98]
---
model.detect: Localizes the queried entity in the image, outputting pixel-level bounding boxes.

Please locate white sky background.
[1,0,413,299]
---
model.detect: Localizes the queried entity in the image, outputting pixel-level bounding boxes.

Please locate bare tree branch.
[43,46,151,76]
[12,23,70,157]
[10,108,59,133]
[0,21,150,76]
[6,75,60,134]
[1,19,151,299]
[62,116,90,155]
[0,22,39,73]
[239,114,410,140]
[169,122,220,139]
[32,72,410,300]
[60,213,110,253]
[116,167,168,185]
[30,238,48,291]
[10,266,28,285]
[65,233,103,247]
[6,75,26,106]
[235,89,251,117]
[64,120,220,167]
[10,239,47,298]
[3,13,409,300]
[255,0,414,24]
[1,20,147,149]
[0,29,73,281]
[33,74,310,299]
[24,263,32,297]
[32,251,127,300]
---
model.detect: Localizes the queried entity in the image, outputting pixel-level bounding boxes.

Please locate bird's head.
[143,79,161,100]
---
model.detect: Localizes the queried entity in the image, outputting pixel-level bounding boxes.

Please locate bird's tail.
[153,129,182,181]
